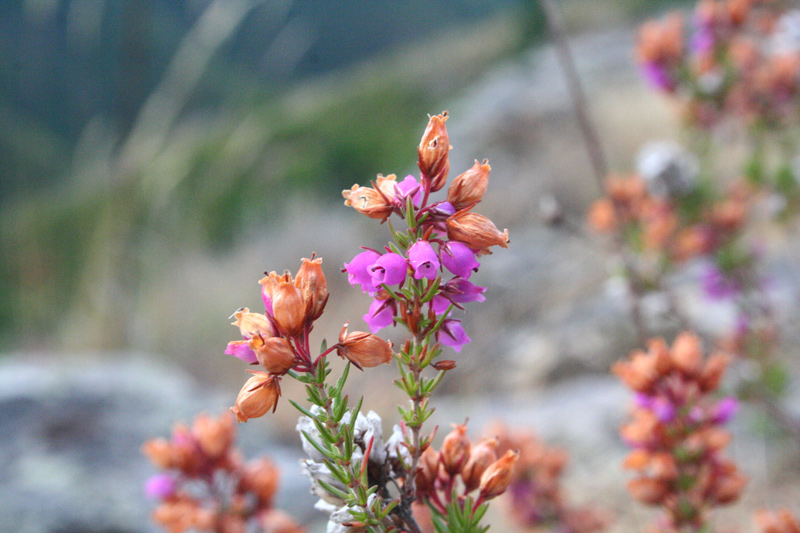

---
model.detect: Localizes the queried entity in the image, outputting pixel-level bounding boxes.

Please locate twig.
[539,0,649,345]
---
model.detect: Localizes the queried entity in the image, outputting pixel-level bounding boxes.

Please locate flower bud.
[250,335,296,374]
[231,372,281,423]
[479,449,519,500]
[446,211,509,252]
[418,112,450,192]
[342,184,393,220]
[446,159,490,210]
[337,323,393,368]
[272,282,305,336]
[192,412,235,460]
[441,423,471,475]
[461,436,498,492]
[294,256,328,322]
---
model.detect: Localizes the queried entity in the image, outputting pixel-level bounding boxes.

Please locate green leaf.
[288,399,315,419]
[317,478,350,501]
[301,429,332,459]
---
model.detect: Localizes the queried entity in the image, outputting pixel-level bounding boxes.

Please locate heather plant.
[615,332,747,531]
[587,0,800,446]
[142,412,304,533]
[215,112,513,532]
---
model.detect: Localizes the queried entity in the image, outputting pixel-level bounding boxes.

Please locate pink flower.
[396,175,422,208]
[440,241,480,278]
[363,298,397,333]
[225,340,258,364]
[408,240,440,280]
[145,473,176,499]
[442,278,486,304]
[711,397,739,424]
[344,250,381,294]
[438,319,470,352]
[431,294,451,315]
[370,252,408,287]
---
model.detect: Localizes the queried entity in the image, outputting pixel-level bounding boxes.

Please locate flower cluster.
[756,508,800,532]
[224,256,393,421]
[342,112,508,352]
[614,332,747,530]
[142,412,303,533]
[588,171,751,268]
[413,423,520,524]
[637,0,800,131]
[483,422,610,532]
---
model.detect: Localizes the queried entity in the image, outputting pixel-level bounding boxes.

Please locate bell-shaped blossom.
[408,240,440,280]
[440,241,480,278]
[231,372,281,422]
[396,175,422,208]
[438,319,471,352]
[225,340,258,365]
[363,298,396,333]
[343,250,381,295]
[430,294,451,315]
[369,252,408,287]
[443,278,486,304]
[711,397,739,424]
[337,324,393,368]
[145,473,177,499]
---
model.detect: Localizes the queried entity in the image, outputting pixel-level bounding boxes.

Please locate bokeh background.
[4,0,798,531]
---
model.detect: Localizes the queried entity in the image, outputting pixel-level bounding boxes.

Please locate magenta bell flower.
[641,61,675,93]
[344,249,381,295]
[363,298,397,333]
[370,252,408,287]
[438,319,470,352]
[225,340,258,364]
[408,240,440,280]
[443,278,486,304]
[396,175,422,208]
[145,473,177,499]
[711,397,739,424]
[440,241,479,278]
[430,294,451,315]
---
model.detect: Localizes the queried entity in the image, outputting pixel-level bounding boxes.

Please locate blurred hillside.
[0,0,685,357]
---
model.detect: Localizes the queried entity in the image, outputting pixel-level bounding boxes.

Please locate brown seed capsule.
[259,509,306,533]
[336,324,393,368]
[626,477,669,505]
[231,308,273,338]
[461,436,498,492]
[446,159,490,210]
[446,211,509,252]
[192,412,235,460]
[231,372,281,423]
[699,352,729,392]
[250,335,296,374]
[141,438,177,470]
[294,256,328,322]
[271,282,305,337]
[241,458,281,506]
[342,184,394,220]
[479,449,519,500]
[671,331,703,375]
[418,112,450,192]
[441,423,471,475]
[415,446,441,496]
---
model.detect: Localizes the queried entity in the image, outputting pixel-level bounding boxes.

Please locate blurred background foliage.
[0,0,686,356]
